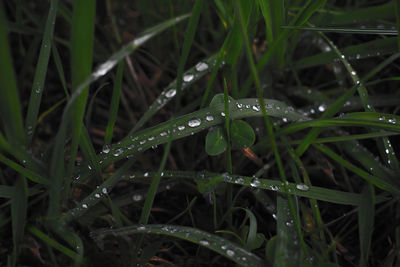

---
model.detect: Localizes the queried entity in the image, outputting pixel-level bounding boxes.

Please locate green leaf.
[209,93,234,106]
[230,119,255,149]
[205,126,227,156]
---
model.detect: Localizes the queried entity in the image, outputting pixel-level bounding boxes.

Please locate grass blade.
[358,184,375,266]
[91,224,266,266]
[24,0,59,143]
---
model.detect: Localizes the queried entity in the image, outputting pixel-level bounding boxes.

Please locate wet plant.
[1,0,400,266]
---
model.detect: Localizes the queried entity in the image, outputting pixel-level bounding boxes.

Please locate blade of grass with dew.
[24,0,58,143]
[60,158,135,225]
[49,14,189,220]
[293,37,398,69]
[0,154,49,185]
[223,79,233,217]
[175,0,203,111]
[0,1,25,145]
[127,170,389,207]
[131,53,221,133]
[282,26,397,35]
[83,99,307,173]
[320,32,399,171]
[10,176,28,267]
[91,224,266,267]
[395,0,400,53]
[235,0,308,255]
[104,61,124,144]
[314,143,400,194]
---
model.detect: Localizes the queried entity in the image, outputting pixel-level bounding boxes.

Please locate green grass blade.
[91,224,266,266]
[282,26,397,35]
[0,2,25,145]
[104,61,124,144]
[130,54,220,133]
[24,0,59,143]
[27,225,78,260]
[10,176,28,266]
[358,184,375,266]
[49,14,189,219]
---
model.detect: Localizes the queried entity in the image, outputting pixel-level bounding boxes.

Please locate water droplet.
[285,220,294,227]
[94,193,101,198]
[183,74,194,82]
[351,71,356,76]
[102,144,111,153]
[102,188,108,194]
[137,226,146,231]
[318,104,326,112]
[178,125,185,131]
[296,184,309,191]
[252,105,260,111]
[199,239,210,246]
[341,55,345,59]
[220,112,225,117]
[160,132,167,137]
[282,117,288,123]
[82,204,88,209]
[270,185,279,191]
[195,62,208,72]
[226,250,235,257]
[140,140,146,145]
[129,174,136,179]
[35,87,41,93]
[165,88,176,98]
[385,149,390,154]
[310,108,315,114]
[221,245,227,250]
[132,194,143,201]
[389,118,396,124]
[88,165,92,170]
[356,54,361,59]
[188,118,201,127]
[144,172,149,177]
[235,177,244,184]
[113,148,124,157]
[205,115,214,121]
[250,178,261,187]
[236,103,243,109]
[379,116,385,121]
[272,213,277,220]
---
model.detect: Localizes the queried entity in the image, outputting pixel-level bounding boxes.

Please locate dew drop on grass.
[199,239,210,246]
[113,148,123,157]
[144,172,149,177]
[296,184,309,191]
[102,188,108,194]
[318,104,327,112]
[132,194,143,202]
[188,118,201,127]
[236,103,243,109]
[235,177,244,184]
[129,174,135,179]
[226,250,235,257]
[282,117,288,123]
[221,112,225,117]
[351,71,356,76]
[140,140,146,145]
[205,115,214,122]
[35,87,41,93]
[183,74,194,82]
[94,193,101,198]
[137,226,146,231]
[165,88,176,98]
[178,125,185,131]
[148,136,155,141]
[195,62,208,72]
[250,178,261,187]
[160,131,167,137]
[270,185,279,191]
[252,105,260,112]
[82,204,88,209]
[102,144,111,154]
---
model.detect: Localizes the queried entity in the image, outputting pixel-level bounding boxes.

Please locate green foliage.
[1,0,400,266]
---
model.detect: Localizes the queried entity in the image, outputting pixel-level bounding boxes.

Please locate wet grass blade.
[104,61,124,144]
[49,14,189,219]
[24,0,59,143]
[0,2,25,145]
[91,224,266,267]
[282,26,398,35]
[358,184,375,266]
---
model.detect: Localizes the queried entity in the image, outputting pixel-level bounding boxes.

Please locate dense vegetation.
[1,0,400,266]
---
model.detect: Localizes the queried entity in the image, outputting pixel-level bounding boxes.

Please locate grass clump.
[1,0,400,266]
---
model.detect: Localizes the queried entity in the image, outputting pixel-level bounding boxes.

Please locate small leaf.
[209,93,234,106]
[205,126,227,156]
[230,120,255,149]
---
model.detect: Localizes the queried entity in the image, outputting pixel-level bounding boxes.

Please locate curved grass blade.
[25,0,59,143]
[122,170,389,206]
[0,2,25,145]
[130,53,221,133]
[282,26,398,35]
[91,224,266,267]
[293,37,398,69]
[104,61,124,144]
[49,14,189,218]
